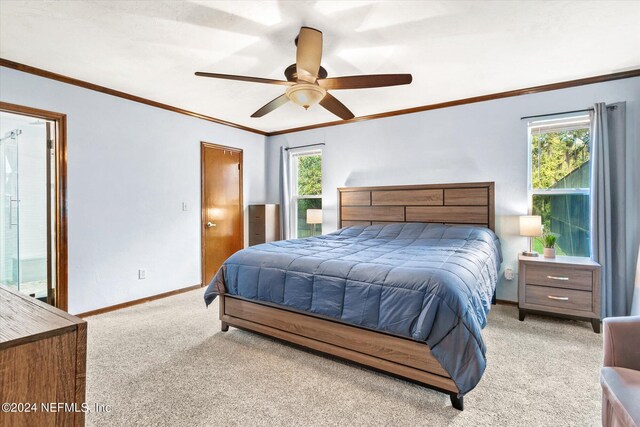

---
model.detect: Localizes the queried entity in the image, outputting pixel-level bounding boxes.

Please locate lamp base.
[522,251,539,257]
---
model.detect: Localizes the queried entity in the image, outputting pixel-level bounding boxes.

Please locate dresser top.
[0,285,85,349]
[518,254,600,267]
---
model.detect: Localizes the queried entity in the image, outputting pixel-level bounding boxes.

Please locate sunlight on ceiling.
[0,1,639,132]
[197,1,282,27]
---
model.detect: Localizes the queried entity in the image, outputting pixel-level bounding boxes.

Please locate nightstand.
[248,204,280,247]
[518,254,601,333]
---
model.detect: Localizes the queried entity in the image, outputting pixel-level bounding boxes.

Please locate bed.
[204,182,501,410]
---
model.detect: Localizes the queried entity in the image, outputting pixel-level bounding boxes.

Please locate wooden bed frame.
[219,182,496,411]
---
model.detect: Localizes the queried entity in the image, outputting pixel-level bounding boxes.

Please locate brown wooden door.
[201,143,243,287]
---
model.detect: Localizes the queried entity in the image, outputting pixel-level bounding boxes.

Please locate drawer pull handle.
[547,275,569,281]
[548,295,569,301]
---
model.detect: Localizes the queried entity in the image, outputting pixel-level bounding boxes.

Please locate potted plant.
[541,232,558,258]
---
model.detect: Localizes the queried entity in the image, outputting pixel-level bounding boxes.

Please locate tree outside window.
[291,151,322,238]
[529,116,591,256]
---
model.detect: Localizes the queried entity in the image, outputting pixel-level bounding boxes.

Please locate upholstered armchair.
[601,316,640,427]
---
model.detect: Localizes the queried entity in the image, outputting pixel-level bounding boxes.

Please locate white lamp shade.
[519,215,542,237]
[285,84,326,109]
[306,209,323,225]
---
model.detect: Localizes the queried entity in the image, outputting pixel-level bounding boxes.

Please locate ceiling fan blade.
[296,27,323,83]
[251,94,290,118]
[317,74,412,90]
[195,72,294,86]
[319,93,354,120]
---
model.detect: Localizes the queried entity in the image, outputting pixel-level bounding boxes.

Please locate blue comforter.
[204,223,502,395]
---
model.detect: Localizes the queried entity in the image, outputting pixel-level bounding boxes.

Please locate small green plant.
[541,232,558,249]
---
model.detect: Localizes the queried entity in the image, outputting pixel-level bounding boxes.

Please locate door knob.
[206,222,217,228]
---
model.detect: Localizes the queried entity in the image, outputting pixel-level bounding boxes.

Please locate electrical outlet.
[504,267,515,281]
[138,269,146,280]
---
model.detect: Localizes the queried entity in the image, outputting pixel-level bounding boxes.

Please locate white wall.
[3,65,637,311]
[0,66,266,314]
[265,77,640,301]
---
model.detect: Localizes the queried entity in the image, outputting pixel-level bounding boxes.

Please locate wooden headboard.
[338,182,495,231]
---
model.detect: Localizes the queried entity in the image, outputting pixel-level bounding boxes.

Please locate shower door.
[0,111,54,304]
[1,131,19,292]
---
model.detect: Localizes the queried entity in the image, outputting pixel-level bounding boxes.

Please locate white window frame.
[526,114,592,254]
[289,149,322,238]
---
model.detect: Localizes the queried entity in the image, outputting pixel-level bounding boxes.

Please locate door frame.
[0,101,68,311]
[200,141,244,287]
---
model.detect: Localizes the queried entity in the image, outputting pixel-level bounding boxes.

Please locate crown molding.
[266,68,640,136]
[2,57,638,138]
[0,58,268,136]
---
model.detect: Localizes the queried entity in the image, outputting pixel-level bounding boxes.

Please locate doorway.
[0,102,67,310]
[200,142,243,288]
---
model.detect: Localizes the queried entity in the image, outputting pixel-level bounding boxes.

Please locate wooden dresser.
[518,255,601,333]
[248,204,280,247]
[0,285,87,426]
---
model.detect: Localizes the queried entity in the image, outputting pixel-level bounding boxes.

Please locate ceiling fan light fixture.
[195,26,411,119]
[285,83,326,109]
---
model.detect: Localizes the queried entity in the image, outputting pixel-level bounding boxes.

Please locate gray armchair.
[601,316,640,427]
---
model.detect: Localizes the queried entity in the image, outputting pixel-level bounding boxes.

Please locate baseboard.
[75,284,202,318]
[76,288,516,318]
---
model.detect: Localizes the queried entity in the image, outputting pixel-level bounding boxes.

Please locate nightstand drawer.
[525,264,593,291]
[525,285,592,312]
[249,221,265,235]
[249,234,265,246]
[249,205,265,221]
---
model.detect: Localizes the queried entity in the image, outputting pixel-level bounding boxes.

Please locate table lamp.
[519,215,542,257]
[307,209,322,236]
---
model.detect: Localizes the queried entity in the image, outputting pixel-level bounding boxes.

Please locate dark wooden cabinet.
[518,255,601,333]
[248,204,280,246]
[0,285,87,426]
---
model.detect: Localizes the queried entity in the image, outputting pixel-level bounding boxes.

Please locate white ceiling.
[1,1,639,133]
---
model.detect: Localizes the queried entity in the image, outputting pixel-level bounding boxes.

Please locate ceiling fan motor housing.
[284,64,328,82]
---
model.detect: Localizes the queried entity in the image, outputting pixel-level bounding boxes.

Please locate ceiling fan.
[195,27,413,120]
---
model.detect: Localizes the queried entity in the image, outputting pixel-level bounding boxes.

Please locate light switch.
[138,269,146,280]
[182,202,189,211]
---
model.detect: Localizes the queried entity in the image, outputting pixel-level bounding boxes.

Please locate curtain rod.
[284,143,326,151]
[521,108,593,121]
[521,104,617,121]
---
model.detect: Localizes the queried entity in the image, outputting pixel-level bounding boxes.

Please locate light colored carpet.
[85,289,602,426]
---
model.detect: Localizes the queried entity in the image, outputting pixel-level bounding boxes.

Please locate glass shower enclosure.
[0,111,54,303]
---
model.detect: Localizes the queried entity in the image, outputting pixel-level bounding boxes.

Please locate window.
[528,115,591,256]
[290,150,322,238]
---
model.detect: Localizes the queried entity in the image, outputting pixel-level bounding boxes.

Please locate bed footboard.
[218,293,463,409]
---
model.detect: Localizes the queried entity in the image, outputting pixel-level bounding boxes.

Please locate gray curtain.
[632,246,640,316]
[279,146,291,240]
[591,102,637,317]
